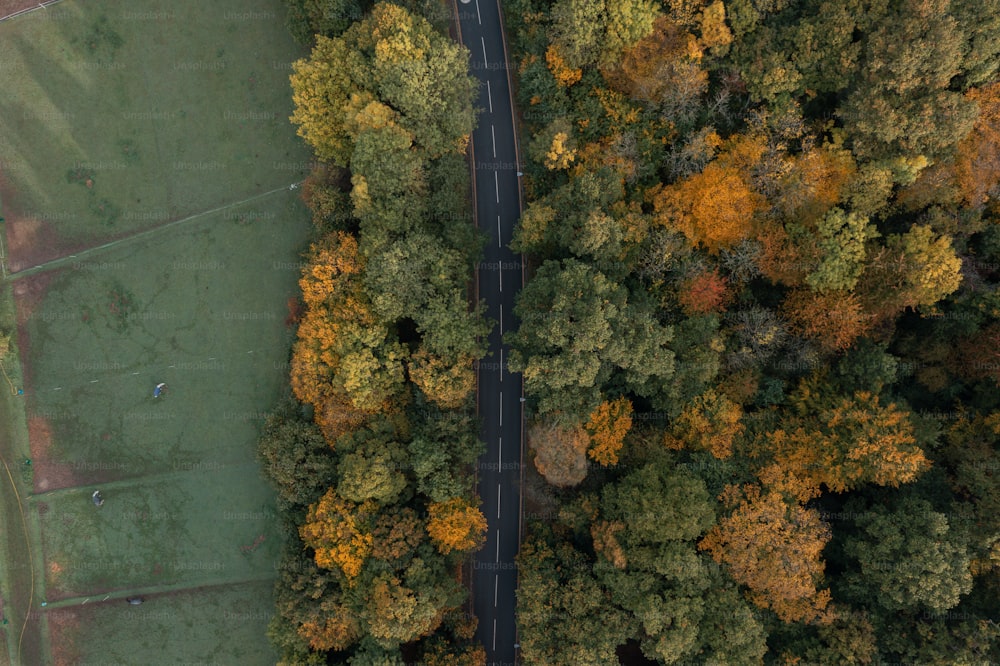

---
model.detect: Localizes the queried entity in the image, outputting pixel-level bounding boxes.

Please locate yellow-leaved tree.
[426,497,487,555]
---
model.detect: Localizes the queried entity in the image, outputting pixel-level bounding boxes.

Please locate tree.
[426,498,487,555]
[300,489,377,581]
[756,390,930,502]
[548,0,658,71]
[516,537,630,665]
[528,419,591,487]
[887,224,962,307]
[601,462,716,544]
[781,288,871,353]
[843,496,974,613]
[370,507,424,564]
[804,208,879,293]
[507,259,673,419]
[652,136,766,254]
[337,435,409,505]
[284,0,367,43]
[839,0,977,160]
[678,267,731,315]
[699,484,833,624]
[290,3,476,164]
[584,397,633,466]
[527,117,578,170]
[609,16,708,128]
[666,389,744,459]
[257,400,338,510]
[952,82,1000,208]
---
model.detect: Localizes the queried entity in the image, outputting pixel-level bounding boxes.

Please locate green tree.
[517,536,630,665]
[804,207,880,293]
[290,3,476,164]
[257,399,337,511]
[507,259,674,419]
[843,496,974,613]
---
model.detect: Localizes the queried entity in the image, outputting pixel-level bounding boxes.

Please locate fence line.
[0,0,68,24]
[6,181,303,281]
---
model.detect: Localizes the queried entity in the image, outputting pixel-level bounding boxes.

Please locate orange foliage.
[954,82,1000,207]
[666,389,743,459]
[699,485,833,624]
[756,392,930,501]
[653,136,766,254]
[782,288,872,352]
[585,397,633,466]
[426,498,487,555]
[314,391,368,446]
[546,44,582,87]
[299,489,376,582]
[291,232,377,425]
[298,609,360,652]
[678,268,731,315]
[778,146,856,224]
[591,520,628,569]
[371,507,424,561]
[756,223,810,287]
[611,16,706,105]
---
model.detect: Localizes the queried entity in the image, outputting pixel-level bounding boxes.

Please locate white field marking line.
[497,484,501,518]
[487,80,494,113]
[495,171,499,203]
[491,124,497,157]
[481,37,487,66]
[476,0,482,24]
[9,182,301,280]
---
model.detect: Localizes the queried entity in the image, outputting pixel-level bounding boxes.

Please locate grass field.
[0,0,316,663]
[0,0,311,270]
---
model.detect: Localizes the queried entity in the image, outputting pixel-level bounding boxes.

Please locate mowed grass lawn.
[0,0,317,663]
[0,0,311,267]
[19,192,311,663]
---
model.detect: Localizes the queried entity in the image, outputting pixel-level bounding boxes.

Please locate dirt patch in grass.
[0,0,43,21]
[27,416,77,493]
[47,607,82,666]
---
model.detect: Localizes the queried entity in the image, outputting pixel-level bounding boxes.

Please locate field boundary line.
[0,0,67,24]
[0,453,34,664]
[6,182,303,281]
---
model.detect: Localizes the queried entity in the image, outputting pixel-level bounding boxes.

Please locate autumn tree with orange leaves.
[300,489,376,582]
[699,484,833,624]
[755,390,931,502]
[585,397,633,466]
[426,497,488,555]
[652,135,766,254]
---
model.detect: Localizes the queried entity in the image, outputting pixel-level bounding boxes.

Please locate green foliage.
[257,399,338,511]
[507,258,674,419]
[843,496,974,613]
[290,3,476,164]
[804,207,880,293]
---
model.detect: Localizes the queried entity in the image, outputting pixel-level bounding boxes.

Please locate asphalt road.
[454,1,524,664]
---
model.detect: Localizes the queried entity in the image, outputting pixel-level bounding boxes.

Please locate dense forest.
[504,0,1000,663]
[261,0,1000,664]
[260,1,491,663]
